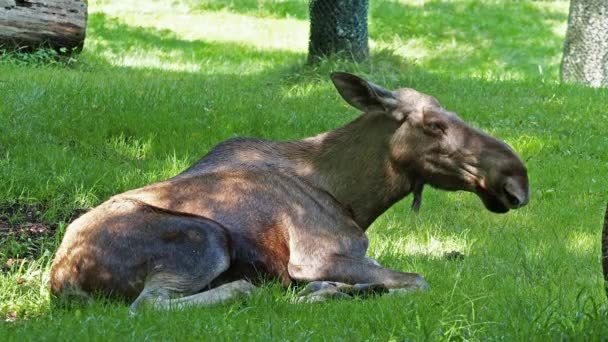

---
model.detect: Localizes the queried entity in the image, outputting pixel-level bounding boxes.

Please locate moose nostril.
[504,188,520,206]
[502,181,523,207]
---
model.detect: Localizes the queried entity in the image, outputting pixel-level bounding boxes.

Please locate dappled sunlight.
[372,37,433,62]
[370,0,569,81]
[70,185,102,209]
[90,0,308,53]
[86,0,569,80]
[369,233,469,259]
[566,231,597,257]
[398,0,432,6]
[0,256,53,319]
[149,153,194,181]
[85,13,305,73]
[187,0,309,20]
[118,52,202,72]
[551,19,568,37]
[128,12,307,52]
[505,134,551,159]
[91,0,192,15]
[135,153,194,185]
[107,134,153,161]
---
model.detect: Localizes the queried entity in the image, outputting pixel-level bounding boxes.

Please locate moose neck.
[292,113,414,230]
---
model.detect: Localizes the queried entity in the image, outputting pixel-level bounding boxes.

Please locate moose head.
[331,72,529,214]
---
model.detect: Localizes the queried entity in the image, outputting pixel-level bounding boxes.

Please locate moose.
[51,72,530,311]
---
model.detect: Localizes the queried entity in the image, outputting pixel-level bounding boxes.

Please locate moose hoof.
[295,281,349,302]
[295,287,353,303]
[230,279,258,297]
[416,275,431,291]
[294,281,389,303]
[341,283,388,297]
[296,281,338,296]
[388,276,430,295]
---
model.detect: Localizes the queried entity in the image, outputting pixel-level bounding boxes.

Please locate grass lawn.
[1,0,608,339]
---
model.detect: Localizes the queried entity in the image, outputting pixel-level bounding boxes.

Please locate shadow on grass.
[369,0,566,79]
[172,0,568,80]
[84,13,306,74]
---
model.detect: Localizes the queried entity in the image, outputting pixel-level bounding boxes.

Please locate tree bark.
[0,0,87,52]
[560,0,608,87]
[308,0,369,63]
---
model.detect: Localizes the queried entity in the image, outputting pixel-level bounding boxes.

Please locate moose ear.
[330,72,399,116]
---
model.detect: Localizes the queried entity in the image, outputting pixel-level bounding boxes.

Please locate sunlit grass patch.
[187,0,309,20]
[566,231,597,257]
[370,231,470,261]
[84,13,306,73]
[0,254,53,320]
[87,0,308,73]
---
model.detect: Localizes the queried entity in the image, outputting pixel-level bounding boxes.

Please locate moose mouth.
[476,188,510,214]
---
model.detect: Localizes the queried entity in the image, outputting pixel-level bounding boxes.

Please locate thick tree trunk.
[308,0,369,63]
[0,0,87,52]
[560,0,608,87]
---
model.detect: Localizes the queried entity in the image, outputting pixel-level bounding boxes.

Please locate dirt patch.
[0,202,88,262]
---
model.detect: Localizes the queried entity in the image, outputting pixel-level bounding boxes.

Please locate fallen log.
[0,0,87,52]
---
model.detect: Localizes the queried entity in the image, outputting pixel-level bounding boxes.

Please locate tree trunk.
[0,0,87,52]
[602,202,608,299]
[560,0,608,87]
[308,0,369,63]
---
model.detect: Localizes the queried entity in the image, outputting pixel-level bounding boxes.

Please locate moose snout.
[501,177,529,209]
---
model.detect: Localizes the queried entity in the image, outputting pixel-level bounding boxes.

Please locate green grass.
[1,0,608,339]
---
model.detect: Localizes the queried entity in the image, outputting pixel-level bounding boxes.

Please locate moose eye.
[424,121,446,135]
[429,123,441,131]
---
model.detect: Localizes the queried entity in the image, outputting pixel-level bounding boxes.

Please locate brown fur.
[50,72,530,308]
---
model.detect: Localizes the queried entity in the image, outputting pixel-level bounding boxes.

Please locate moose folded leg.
[289,254,429,300]
[131,280,256,312]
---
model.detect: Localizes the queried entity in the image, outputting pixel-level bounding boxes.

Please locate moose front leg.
[289,254,429,301]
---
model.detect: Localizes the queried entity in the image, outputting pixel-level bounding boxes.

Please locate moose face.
[331,72,529,213]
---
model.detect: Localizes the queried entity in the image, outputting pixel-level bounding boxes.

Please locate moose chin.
[51,72,529,311]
